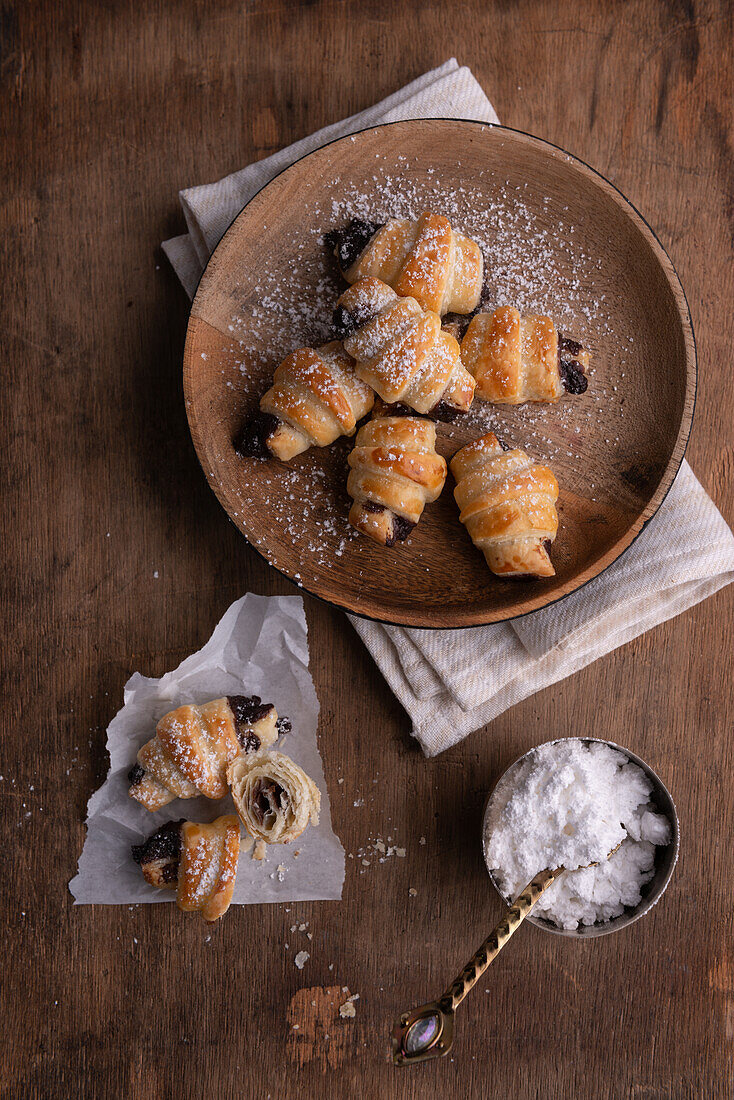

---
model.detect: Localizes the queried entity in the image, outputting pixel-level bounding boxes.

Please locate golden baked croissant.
[460,306,590,404]
[450,432,559,577]
[334,277,476,420]
[128,696,288,811]
[132,814,240,922]
[228,751,320,847]
[347,414,447,546]
[234,340,374,460]
[327,212,484,316]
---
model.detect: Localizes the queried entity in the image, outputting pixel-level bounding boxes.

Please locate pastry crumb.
[294,951,309,969]
[419,836,426,845]
[409,887,418,897]
[339,992,359,1019]
[253,839,267,861]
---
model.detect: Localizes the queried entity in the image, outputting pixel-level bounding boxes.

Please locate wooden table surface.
[2,2,732,1097]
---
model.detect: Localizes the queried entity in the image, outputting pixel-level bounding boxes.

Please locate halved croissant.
[234,340,374,460]
[132,814,240,922]
[327,212,483,316]
[334,277,475,420]
[128,696,287,811]
[460,306,590,404]
[228,751,320,847]
[450,432,559,577]
[347,415,447,546]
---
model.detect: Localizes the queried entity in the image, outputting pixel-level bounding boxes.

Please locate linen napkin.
[163,59,734,757]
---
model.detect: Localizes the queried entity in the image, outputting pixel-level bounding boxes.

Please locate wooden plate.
[184,120,696,628]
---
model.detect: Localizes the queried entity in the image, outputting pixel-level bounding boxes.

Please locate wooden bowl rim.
[183,119,697,629]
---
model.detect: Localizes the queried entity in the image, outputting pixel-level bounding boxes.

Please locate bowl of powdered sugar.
[482,738,678,937]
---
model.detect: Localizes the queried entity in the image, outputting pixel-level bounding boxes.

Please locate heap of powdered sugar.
[484,740,672,931]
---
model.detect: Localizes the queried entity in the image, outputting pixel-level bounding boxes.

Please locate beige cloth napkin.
[163,59,734,757]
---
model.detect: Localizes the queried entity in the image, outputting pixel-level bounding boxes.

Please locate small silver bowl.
[482,737,679,938]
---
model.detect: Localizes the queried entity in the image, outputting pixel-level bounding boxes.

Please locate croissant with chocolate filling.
[234,340,374,460]
[228,751,321,847]
[327,212,484,316]
[451,432,559,578]
[347,415,447,546]
[334,277,475,420]
[132,814,240,922]
[460,307,590,404]
[128,696,288,811]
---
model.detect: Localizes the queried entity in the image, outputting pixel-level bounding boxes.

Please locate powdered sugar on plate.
[199,156,649,581]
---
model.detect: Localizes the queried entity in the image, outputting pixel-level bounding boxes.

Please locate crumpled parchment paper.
[69,594,345,905]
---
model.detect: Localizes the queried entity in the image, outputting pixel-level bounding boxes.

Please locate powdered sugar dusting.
[199,152,660,587]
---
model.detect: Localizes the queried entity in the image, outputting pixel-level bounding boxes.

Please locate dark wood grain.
[184,120,695,626]
[1,1,732,1097]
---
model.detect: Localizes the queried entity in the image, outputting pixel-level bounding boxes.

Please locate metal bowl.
[481,737,679,938]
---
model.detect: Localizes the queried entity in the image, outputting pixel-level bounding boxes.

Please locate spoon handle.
[441,866,564,1010]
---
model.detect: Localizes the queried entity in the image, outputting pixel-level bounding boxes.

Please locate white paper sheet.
[70,594,345,905]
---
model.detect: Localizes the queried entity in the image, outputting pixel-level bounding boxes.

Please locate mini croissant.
[460,307,590,404]
[334,277,475,420]
[228,751,321,847]
[234,340,374,460]
[132,814,240,922]
[128,696,288,811]
[347,414,447,546]
[328,212,484,316]
[450,432,559,578]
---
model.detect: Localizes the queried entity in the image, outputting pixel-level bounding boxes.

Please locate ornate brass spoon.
[392,845,623,1066]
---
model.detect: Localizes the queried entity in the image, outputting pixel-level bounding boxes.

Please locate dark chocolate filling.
[128,763,145,787]
[233,411,280,458]
[558,335,588,395]
[442,313,472,340]
[559,335,582,357]
[497,436,510,451]
[362,501,415,547]
[375,402,417,419]
[559,360,588,395]
[131,819,183,883]
[332,298,381,339]
[324,219,384,272]
[252,778,289,824]
[227,694,273,752]
[430,400,461,423]
[276,716,292,735]
[389,515,416,546]
[333,305,359,339]
[375,399,460,423]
